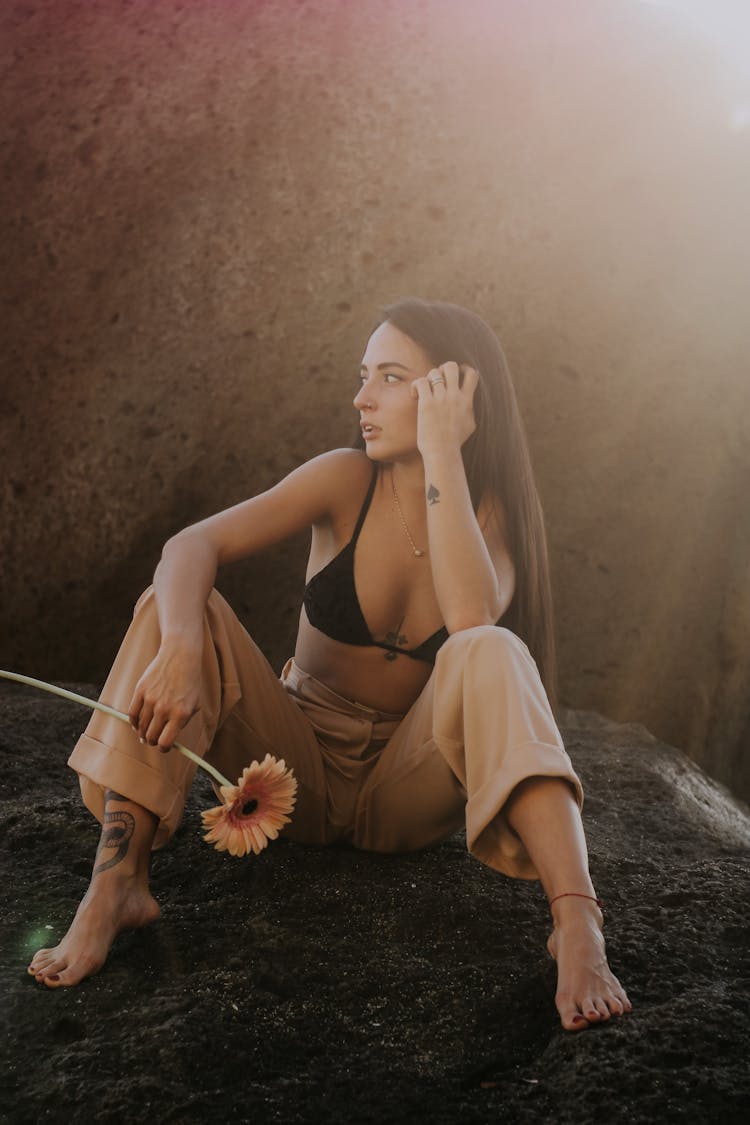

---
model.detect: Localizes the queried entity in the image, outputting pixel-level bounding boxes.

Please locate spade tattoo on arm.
[426,484,440,505]
[94,790,135,874]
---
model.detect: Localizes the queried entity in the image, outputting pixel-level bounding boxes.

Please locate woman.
[28,298,631,1031]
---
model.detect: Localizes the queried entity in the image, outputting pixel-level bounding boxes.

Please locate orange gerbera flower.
[201,754,298,857]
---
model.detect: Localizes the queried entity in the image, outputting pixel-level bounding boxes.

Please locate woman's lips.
[361,424,381,441]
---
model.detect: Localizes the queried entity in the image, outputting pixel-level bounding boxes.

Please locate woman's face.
[354,321,433,462]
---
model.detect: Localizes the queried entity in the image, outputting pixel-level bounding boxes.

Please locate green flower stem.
[0,669,232,789]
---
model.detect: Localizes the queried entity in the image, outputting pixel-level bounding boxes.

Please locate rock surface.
[1,686,748,1124]
[1,0,749,802]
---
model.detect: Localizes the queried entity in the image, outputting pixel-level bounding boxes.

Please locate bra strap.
[350,465,378,542]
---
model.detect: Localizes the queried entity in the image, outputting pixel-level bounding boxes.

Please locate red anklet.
[548,892,604,910]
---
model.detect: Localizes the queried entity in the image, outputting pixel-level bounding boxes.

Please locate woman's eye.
[358,372,402,386]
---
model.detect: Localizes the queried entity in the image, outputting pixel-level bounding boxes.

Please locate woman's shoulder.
[293,448,374,519]
[298,448,373,489]
[309,447,372,472]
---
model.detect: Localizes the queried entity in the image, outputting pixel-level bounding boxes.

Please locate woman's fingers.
[144,704,177,748]
[439,361,461,391]
[144,711,165,747]
[413,376,433,402]
[416,362,479,454]
[157,719,181,753]
[137,700,156,742]
[157,704,198,751]
[128,686,144,729]
[426,368,448,394]
[126,647,201,747]
[426,362,478,396]
[139,698,199,750]
[460,364,479,395]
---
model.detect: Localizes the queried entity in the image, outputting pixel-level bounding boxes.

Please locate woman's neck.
[388,457,426,500]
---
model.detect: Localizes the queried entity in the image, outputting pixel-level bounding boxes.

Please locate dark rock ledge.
[1,686,748,1125]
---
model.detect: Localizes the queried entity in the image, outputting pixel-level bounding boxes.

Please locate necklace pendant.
[414,548,425,557]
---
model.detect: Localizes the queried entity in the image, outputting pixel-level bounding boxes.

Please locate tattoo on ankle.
[94,805,135,874]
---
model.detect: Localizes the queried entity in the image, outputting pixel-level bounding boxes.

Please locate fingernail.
[139,738,146,745]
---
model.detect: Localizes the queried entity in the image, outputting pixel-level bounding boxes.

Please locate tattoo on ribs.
[426,483,440,505]
[94,805,135,874]
[383,619,409,661]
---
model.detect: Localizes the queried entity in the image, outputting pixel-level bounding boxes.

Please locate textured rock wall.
[2,0,749,797]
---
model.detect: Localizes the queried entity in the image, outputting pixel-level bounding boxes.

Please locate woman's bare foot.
[27,873,160,987]
[27,789,160,988]
[547,897,632,1031]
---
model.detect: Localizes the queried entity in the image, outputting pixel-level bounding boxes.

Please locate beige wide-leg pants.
[69,587,583,880]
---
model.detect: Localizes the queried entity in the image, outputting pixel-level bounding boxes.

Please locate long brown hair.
[353,297,558,708]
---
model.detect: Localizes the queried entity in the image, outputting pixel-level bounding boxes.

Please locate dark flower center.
[242,798,259,816]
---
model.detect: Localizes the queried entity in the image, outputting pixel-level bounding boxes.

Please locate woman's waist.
[292,627,431,715]
[280,658,407,722]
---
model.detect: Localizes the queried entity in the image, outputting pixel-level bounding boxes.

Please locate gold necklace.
[391,469,426,558]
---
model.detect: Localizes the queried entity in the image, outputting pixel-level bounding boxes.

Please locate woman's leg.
[68,588,329,851]
[504,776,631,1029]
[354,625,630,1030]
[28,790,159,988]
[355,625,582,874]
[31,587,329,988]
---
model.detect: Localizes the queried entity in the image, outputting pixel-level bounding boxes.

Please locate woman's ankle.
[549,892,603,930]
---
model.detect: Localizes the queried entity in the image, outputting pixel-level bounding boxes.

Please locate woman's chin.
[363,441,387,460]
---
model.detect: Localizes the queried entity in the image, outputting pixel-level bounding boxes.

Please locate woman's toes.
[46,953,101,988]
[567,1011,590,1031]
[558,1000,589,1031]
[28,949,53,973]
[43,968,72,988]
[583,998,605,1021]
[36,957,66,981]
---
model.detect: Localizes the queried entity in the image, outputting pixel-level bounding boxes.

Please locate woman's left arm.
[416,362,516,632]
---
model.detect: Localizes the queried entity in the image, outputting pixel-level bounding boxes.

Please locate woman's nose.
[353,381,374,409]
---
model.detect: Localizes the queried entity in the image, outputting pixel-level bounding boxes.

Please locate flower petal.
[200,756,297,857]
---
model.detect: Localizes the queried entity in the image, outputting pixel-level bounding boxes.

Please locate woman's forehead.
[361,321,431,369]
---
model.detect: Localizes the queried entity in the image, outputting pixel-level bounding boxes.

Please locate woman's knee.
[435,625,539,700]
[439,624,530,667]
[133,584,225,627]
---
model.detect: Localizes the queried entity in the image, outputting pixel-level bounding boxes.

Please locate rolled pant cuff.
[68,734,186,850]
[464,739,584,880]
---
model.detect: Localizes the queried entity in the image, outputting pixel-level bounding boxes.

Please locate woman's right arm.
[128,448,367,750]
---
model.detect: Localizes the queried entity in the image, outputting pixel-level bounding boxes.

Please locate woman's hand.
[128,639,202,751]
[412,361,479,458]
